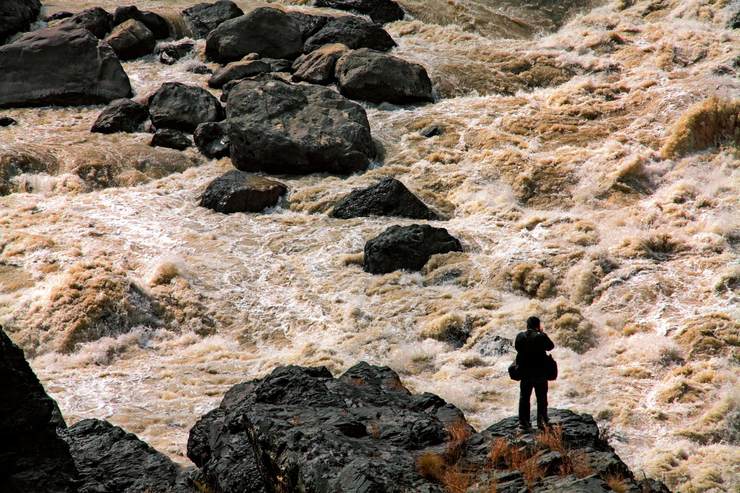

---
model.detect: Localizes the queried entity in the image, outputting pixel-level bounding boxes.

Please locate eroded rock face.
[331,177,438,219]
[364,224,462,274]
[0,326,78,493]
[200,170,287,213]
[205,7,303,63]
[0,27,132,108]
[336,48,434,104]
[0,0,41,43]
[149,82,224,131]
[315,0,405,24]
[226,76,374,175]
[304,15,397,53]
[91,98,149,134]
[182,0,243,39]
[105,19,156,61]
[60,419,193,493]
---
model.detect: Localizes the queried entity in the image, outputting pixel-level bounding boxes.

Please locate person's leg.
[535,379,549,428]
[519,379,534,429]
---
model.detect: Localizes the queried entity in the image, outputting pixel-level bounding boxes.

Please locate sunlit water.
[1,0,738,491]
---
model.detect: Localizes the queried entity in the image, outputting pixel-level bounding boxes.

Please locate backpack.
[508,362,521,381]
[545,353,558,381]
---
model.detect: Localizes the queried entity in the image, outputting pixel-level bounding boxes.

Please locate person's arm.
[515,332,525,352]
[541,332,554,351]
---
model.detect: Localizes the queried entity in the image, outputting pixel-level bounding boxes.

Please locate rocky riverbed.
[0,0,738,491]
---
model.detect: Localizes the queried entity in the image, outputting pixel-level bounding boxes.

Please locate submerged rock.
[0,27,132,108]
[208,59,273,88]
[194,121,230,159]
[315,0,405,24]
[0,117,18,127]
[200,170,287,213]
[52,7,113,39]
[151,128,192,150]
[60,419,193,493]
[0,145,60,195]
[156,40,195,65]
[226,76,374,175]
[292,43,348,84]
[304,16,397,53]
[0,326,78,493]
[149,82,224,131]
[331,177,438,219]
[336,48,434,104]
[112,5,169,40]
[182,0,243,39]
[363,224,462,274]
[0,0,41,43]
[205,7,303,63]
[105,19,156,61]
[91,98,149,134]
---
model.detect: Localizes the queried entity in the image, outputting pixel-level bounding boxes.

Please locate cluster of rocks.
[1,324,671,493]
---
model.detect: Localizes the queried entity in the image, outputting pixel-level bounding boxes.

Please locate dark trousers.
[519,378,548,427]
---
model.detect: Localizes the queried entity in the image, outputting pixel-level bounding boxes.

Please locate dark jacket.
[515,329,554,379]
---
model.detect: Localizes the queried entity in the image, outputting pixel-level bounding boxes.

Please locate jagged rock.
[0,27,132,108]
[208,59,273,88]
[52,7,113,39]
[535,475,612,492]
[205,7,303,63]
[188,64,213,74]
[315,0,405,24]
[194,121,230,159]
[45,11,73,22]
[420,124,444,137]
[187,362,465,492]
[363,224,462,274]
[200,170,287,213]
[91,98,149,134]
[149,82,224,131]
[331,177,438,219]
[0,117,18,126]
[336,48,434,104]
[182,0,243,39]
[0,0,41,42]
[261,57,294,72]
[151,128,192,150]
[156,40,195,65]
[292,43,348,84]
[112,5,169,39]
[105,19,155,61]
[287,11,331,40]
[303,16,396,53]
[60,418,193,493]
[0,326,78,493]
[226,76,374,174]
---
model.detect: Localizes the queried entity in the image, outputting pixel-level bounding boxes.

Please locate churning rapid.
[0,0,738,491]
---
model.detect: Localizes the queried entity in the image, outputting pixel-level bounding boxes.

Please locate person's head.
[526,316,541,331]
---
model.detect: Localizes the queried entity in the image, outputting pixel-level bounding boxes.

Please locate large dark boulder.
[60,418,193,493]
[52,7,113,39]
[287,11,331,40]
[194,122,230,159]
[149,82,224,131]
[292,43,348,84]
[303,15,396,53]
[315,0,405,24]
[0,327,78,493]
[332,177,438,219]
[208,59,273,88]
[336,48,433,104]
[0,27,132,108]
[105,19,156,61]
[363,224,462,273]
[113,6,170,39]
[226,76,374,175]
[182,0,243,39]
[200,170,287,213]
[205,8,303,63]
[0,0,41,43]
[151,128,192,150]
[91,98,149,134]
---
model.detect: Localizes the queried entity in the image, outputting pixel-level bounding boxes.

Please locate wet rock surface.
[149,82,224,131]
[226,76,374,175]
[331,177,438,219]
[304,15,397,53]
[151,128,192,150]
[364,224,463,274]
[91,98,149,134]
[112,5,169,39]
[194,121,230,159]
[157,40,195,65]
[292,43,349,84]
[315,0,405,24]
[208,59,274,88]
[105,19,156,61]
[182,0,243,39]
[0,27,132,108]
[0,0,41,43]
[200,170,287,213]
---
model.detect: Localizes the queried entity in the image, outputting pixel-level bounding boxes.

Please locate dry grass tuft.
[660,97,740,158]
[417,452,447,481]
[606,474,629,493]
[441,466,472,493]
[446,420,473,463]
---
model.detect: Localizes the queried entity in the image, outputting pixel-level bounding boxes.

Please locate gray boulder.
[292,43,348,84]
[112,6,169,39]
[149,82,224,131]
[331,177,438,219]
[303,15,396,53]
[182,0,243,39]
[205,7,303,63]
[200,170,287,213]
[208,59,273,88]
[363,224,462,274]
[287,11,331,40]
[194,122,230,159]
[0,27,132,108]
[226,76,374,175]
[151,128,192,150]
[335,48,433,104]
[105,19,155,61]
[91,98,149,134]
[52,7,113,39]
[0,0,41,43]
[315,0,405,24]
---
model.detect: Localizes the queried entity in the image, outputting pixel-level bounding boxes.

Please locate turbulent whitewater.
[0,0,737,491]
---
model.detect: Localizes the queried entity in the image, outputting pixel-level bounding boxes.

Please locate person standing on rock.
[515,316,555,431]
